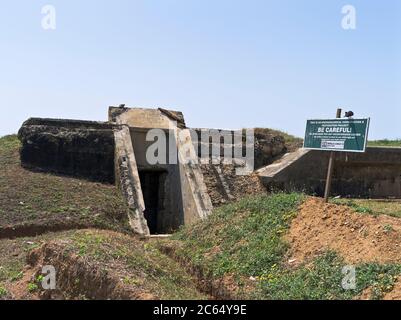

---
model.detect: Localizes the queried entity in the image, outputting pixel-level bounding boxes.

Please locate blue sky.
[0,0,400,139]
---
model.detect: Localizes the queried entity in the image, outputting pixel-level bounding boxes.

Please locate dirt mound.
[286,197,401,265]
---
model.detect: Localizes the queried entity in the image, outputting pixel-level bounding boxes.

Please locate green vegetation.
[0,285,7,298]
[67,230,206,300]
[27,282,39,293]
[368,139,401,147]
[173,193,401,299]
[0,230,206,300]
[0,239,27,285]
[0,232,72,294]
[174,193,304,278]
[69,231,204,299]
[332,198,401,218]
[259,251,401,300]
[0,135,20,153]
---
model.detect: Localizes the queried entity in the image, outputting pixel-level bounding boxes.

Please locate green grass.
[0,285,7,298]
[332,198,401,218]
[173,193,304,293]
[67,230,205,300]
[0,135,20,153]
[0,239,29,284]
[172,193,401,300]
[368,140,401,147]
[0,230,206,300]
[258,251,401,300]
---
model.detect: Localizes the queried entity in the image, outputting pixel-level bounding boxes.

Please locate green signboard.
[304,118,370,152]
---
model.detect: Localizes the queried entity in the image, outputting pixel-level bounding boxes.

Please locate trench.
[155,241,236,300]
[0,222,94,240]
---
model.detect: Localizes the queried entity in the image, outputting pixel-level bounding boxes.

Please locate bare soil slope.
[287,197,401,265]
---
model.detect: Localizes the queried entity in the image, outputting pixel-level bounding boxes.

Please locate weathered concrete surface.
[111,106,213,233]
[175,127,213,223]
[109,106,185,129]
[258,147,401,198]
[202,164,267,207]
[191,128,289,170]
[114,126,150,236]
[256,148,311,179]
[18,118,115,183]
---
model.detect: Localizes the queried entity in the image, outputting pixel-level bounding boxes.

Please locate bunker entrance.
[139,171,165,234]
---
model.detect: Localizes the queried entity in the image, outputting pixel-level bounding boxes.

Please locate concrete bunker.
[16,105,304,237]
[111,107,213,236]
[17,107,214,237]
[17,106,401,238]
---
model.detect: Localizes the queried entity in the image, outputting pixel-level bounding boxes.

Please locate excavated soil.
[286,197,401,265]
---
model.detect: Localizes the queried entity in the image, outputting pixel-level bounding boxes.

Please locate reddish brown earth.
[383,279,401,300]
[286,197,401,265]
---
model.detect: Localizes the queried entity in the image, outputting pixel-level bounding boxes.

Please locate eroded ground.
[0,230,206,300]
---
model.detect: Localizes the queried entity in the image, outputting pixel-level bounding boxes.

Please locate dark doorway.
[139,171,162,234]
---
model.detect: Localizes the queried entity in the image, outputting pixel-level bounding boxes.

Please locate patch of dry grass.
[0,135,130,233]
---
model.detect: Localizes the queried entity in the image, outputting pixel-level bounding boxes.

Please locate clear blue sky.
[1,0,400,139]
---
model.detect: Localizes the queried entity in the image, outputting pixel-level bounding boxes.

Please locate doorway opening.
[139,170,164,234]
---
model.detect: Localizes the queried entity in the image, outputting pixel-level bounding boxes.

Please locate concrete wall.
[258,147,401,198]
[191,128,288,169]
[114,126,149,235]
[18,118,115,183]
[175,128,213,224]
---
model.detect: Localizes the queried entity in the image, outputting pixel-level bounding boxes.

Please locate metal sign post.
[324,109,342,203]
